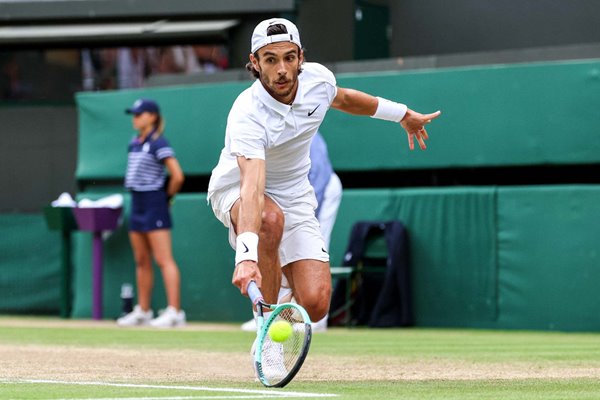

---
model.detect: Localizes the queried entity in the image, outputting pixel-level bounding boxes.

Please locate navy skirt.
[129,190,172,232]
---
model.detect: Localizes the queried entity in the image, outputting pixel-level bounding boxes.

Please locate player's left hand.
[401,109,441,150]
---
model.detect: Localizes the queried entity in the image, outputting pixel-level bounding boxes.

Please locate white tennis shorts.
[209,184,330,267]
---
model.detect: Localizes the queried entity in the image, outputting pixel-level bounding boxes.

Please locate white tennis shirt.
[207,62,338,200]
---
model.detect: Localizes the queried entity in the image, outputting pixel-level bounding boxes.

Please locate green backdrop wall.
[0,214,61,314]
[331,185,600,331]
[2,186,599,331]
[496,186,600,330]
[75,59,600,180]
[65,185,600,331]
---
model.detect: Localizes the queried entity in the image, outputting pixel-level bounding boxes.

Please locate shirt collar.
[253,77,304,116]
[135,128,158,145]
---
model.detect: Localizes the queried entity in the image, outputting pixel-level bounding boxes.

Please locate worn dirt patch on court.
[2,342,600,383]
[0,344,252,383]
[2,317,600,383]
[303,354,600,381]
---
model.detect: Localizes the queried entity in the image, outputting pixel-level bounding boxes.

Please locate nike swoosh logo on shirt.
[308,104,320,116]
[322,248,328,254]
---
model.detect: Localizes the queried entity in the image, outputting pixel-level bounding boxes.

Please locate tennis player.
[207,18,441,324]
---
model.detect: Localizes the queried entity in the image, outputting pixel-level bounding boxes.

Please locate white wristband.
[235,232,259,265]
[371,97,408,122]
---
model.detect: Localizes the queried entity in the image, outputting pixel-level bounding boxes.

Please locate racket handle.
[247,281,264,305]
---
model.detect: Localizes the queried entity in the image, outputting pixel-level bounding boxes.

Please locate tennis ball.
[268,320,293,342]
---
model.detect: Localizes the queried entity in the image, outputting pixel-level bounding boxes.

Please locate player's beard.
[260,67,300,103]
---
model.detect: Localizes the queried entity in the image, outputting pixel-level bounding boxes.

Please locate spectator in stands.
[151,46,201,75]
[117,98,186,328]
[1,54,31,99]
[207,18,440,336]
[192,45,229,72]
[240,130,343,332]
[117,48,147,89]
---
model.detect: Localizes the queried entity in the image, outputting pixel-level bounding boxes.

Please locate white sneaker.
[117,305,153,327]
[250,334,287,380]
[241,318,257,332]
[311,314,328,332]
[260,338,286,380]
[250,337,259,380]
[150,306,186,328]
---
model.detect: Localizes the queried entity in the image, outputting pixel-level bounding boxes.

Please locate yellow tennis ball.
[268,320,293,342]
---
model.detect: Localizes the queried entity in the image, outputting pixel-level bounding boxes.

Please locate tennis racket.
[247,281,312,387]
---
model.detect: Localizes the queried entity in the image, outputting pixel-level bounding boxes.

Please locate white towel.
[51,192,77,207]
[78,194,124,209]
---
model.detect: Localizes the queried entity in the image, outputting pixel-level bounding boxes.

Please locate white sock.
[262,311,272,323]
[252,310,272,321]
[281,274,289,287]
[278,287,293,304]
[278,274,293,304]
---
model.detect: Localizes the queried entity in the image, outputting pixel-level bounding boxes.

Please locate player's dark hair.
[246,23,304,79]
[267,23,289,36]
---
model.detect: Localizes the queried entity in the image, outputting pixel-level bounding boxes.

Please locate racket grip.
[247,281,264,305]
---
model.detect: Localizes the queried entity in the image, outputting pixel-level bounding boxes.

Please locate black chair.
[329,220,413,328]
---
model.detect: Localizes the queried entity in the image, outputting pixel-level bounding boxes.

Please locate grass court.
[1,316,600,399]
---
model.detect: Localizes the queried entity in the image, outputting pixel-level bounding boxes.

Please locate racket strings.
[260,308,308,384]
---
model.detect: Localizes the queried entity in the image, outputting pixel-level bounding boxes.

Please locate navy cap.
[125,98,160,115]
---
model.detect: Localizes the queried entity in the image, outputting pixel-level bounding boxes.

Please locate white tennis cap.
[251,18,302,54]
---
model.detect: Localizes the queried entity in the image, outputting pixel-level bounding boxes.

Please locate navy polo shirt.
[125,133,174,191]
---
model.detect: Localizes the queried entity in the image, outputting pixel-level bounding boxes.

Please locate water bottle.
[120,283,134,316]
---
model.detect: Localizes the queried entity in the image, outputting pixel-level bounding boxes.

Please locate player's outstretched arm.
[331,87,441,150]
[331,87,378,116]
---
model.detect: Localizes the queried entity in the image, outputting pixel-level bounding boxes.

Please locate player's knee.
[260,208,284,242]
[134,255,152,269]
[262,206,284,228]
[300,286,331,322]
[305,299,329,323]
[153,255,174,270]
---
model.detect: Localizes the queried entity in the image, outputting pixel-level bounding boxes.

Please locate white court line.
[1,379,338,398]
[51,397,298,400]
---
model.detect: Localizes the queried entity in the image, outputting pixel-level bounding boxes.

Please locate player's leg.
[277,191,330,321]
[231,195,284,304]
[128,231,153,311]
[312,174,342,331]
[283,260,331,322]
[147,229,181,310]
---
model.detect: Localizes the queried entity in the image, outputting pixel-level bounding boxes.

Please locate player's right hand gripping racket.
[247,281,312,388]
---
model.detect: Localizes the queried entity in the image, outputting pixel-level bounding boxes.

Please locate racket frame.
[248,281,312,388]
